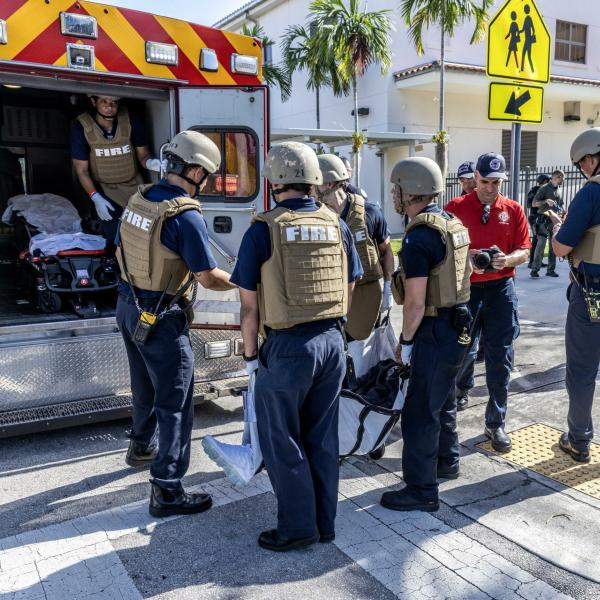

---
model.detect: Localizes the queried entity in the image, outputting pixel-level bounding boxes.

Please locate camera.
[473,248,500,272]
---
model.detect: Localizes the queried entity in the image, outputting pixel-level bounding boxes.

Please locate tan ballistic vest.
[116,187,201,296]
[345,194,383,285]
[255,204,348,332]
[77,107,143,207]
[570,175,600,268]
[392,211,472,317]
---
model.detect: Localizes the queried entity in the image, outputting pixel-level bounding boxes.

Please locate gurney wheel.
[368,444,386,460]
[38,290,61,313]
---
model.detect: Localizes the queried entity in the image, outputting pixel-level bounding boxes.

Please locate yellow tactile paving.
[477,423,600,500]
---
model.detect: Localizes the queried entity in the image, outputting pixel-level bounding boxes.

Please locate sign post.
[486,0,551,201]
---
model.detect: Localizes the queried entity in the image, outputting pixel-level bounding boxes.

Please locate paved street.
[2,261,600,600]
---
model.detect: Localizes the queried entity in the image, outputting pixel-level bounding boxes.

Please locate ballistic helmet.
[164,130,221,174]
[570,128,600,164]
[389,157,444,195]
[318,154,349,184]
[262,142,322,185]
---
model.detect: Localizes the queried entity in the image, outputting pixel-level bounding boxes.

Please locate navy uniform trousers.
[455,277,519,428]
[565,283,600,451]
[402,311,465,501]
[116,293,195,491]
[254,321,346,539]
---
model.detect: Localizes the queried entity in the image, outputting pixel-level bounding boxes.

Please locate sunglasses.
[481,205,491,225]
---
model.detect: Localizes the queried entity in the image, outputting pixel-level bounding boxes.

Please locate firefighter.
[317,153,394,340]
[380,157,472,512]
[116,130,236,517]
[549,128,600,463]
[231,141,362,551]
[71,94,164,246]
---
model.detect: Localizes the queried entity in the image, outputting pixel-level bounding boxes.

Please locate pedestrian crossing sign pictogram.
[487,0,551,85]
[488,82,544,123]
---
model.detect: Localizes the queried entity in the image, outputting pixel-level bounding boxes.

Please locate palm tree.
[400,0,493,177]
[241,24,291,101]
[310,0,392,188]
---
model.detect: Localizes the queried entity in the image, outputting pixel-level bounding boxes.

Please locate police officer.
[379,157,472,512]
[527,173,551,268]
[71,95,163,245]
[232,141,362,551]
[530,169,565,278]
[317,154,394,340]
[446,153,530,452]
[117,130,236,516]
[548,128,600,463]
[457,161,477,196]
[341,156,368,199]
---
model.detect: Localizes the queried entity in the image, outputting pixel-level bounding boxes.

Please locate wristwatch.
[243,353,258,362]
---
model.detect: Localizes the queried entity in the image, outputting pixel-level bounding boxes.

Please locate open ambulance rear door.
[177,86,268,327]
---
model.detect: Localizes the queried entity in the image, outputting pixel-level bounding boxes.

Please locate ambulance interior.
[0,81,171,326]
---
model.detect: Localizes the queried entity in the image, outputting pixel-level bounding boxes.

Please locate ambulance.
[0,0,268,436]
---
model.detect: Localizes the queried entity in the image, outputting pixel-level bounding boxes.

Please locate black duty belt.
[471,276,512,289]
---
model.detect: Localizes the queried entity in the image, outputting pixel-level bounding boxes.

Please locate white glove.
[145,158,167,173]
[90,192,114,221]
[381,280,393,312]
[245,358,258,375]
[397,337,413,366]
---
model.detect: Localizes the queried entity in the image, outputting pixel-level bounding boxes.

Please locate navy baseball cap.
[476,152,507,180]
[457,161,475,179]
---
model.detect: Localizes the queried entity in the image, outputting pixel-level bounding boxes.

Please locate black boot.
[380,487,439,512]
[149,482,212,517]
[559,432,590,463]
[456,391,469,412]
[437,464,460,480]
[125,440,158,467]
[485,426,512,453]
[258,529,319,552]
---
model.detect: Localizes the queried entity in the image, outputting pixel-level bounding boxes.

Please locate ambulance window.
[195,129,258,202]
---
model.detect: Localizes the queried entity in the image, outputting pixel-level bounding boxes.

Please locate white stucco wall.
[219,0,600,233]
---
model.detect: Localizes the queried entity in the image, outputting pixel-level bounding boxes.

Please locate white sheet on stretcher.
[29,232,106,256]
[1,193,81,234]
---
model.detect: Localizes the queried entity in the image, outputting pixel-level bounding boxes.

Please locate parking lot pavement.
[2,262,600,599]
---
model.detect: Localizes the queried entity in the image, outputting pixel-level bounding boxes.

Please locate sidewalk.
[1,262,599,599]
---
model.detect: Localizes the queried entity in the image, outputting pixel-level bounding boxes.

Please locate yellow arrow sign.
[488,82,544,123]
[487,0,551,84]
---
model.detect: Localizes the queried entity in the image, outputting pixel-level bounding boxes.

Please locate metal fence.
[444,165,585,210]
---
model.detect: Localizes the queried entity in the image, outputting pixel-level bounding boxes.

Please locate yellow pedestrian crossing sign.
[488,82,544,123]
[487,0,551,85]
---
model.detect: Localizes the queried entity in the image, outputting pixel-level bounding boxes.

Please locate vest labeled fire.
[393,213,472,316]
[255,205,348,333]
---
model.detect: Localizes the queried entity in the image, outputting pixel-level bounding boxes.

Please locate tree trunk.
[352,74,360,188]
[316,85,321,129]
[438,19,448,180]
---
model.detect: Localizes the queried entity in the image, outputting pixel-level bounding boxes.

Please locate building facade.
[217,0,599,232]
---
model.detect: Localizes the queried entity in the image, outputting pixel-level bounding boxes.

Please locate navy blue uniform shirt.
[117,179,217,297]
[555,181,600,278]
[70,111,149,161]
[340,197,390,245]
[401,204,446,279]
[231,197,363,291]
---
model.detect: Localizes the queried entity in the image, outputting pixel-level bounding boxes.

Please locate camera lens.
[473,252,491,269]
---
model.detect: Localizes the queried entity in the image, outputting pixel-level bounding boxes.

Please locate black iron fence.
[444,165,585,210]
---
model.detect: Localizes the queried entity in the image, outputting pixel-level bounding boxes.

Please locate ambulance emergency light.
[60,13,98,39]
[145,42,178,66]
[200,48,219,72]
[231,54,259,75]
[0,20,7,45]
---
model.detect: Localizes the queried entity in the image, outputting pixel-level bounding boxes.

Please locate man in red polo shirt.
[445,153,530,452]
